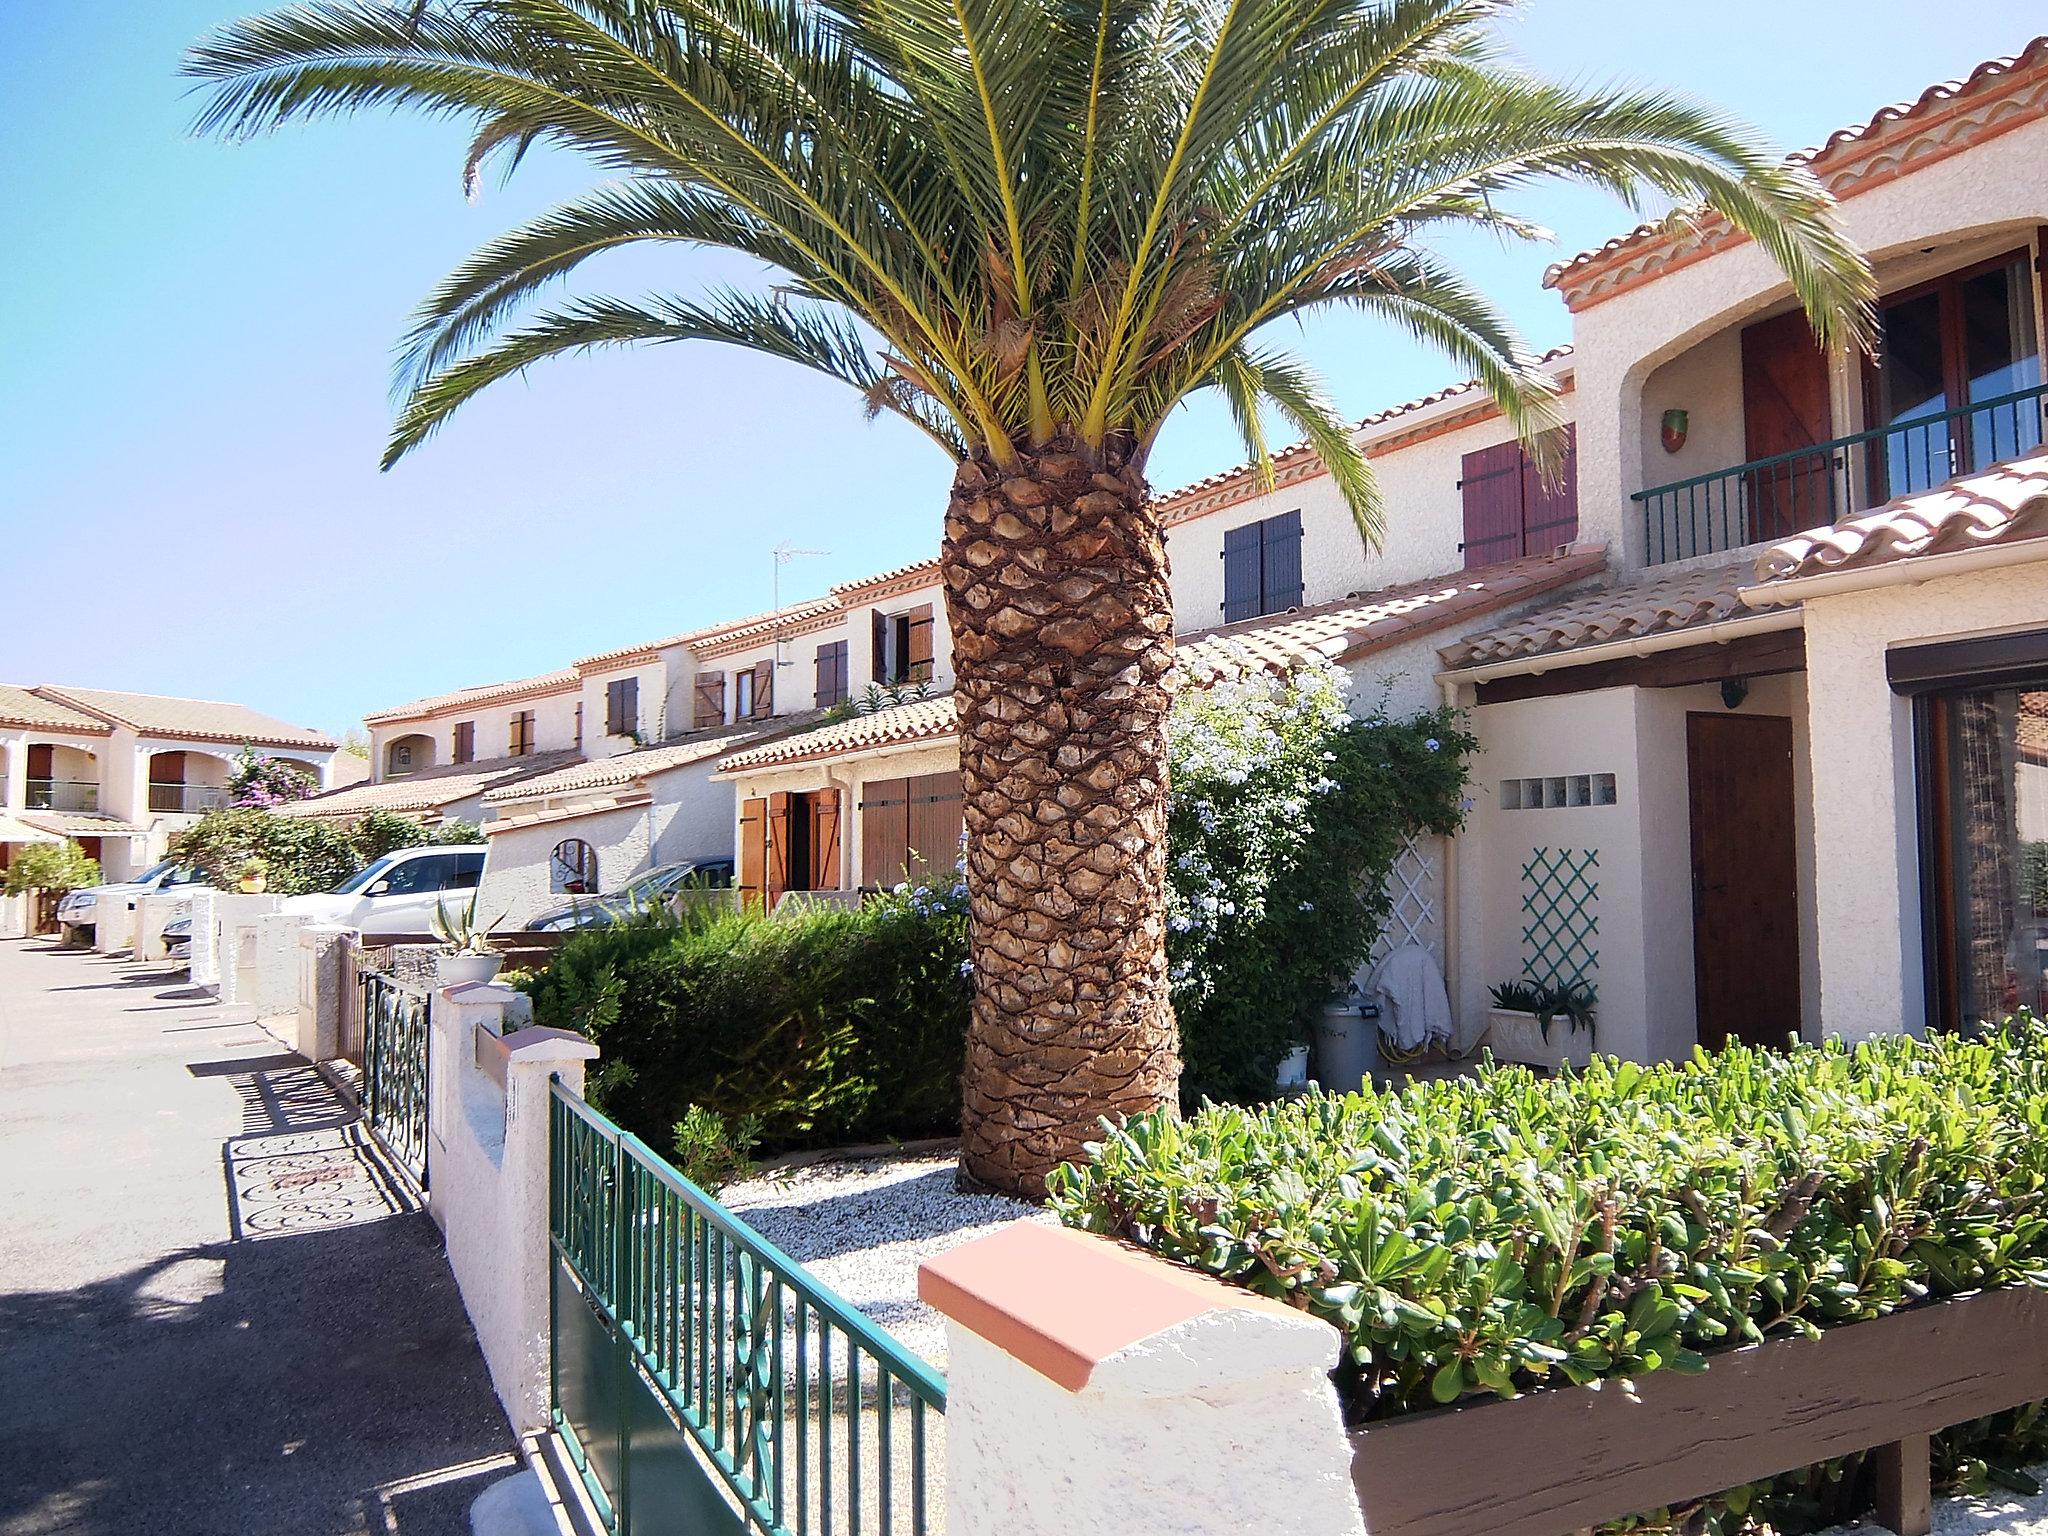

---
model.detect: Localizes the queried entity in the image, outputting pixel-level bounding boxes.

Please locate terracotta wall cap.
[917,1222,1313,1392]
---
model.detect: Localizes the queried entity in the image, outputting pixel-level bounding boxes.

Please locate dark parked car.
[525,858,736,932]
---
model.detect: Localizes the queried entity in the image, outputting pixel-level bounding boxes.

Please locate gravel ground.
[1818,1472,2048,1536]
[721,1148,1053,1369]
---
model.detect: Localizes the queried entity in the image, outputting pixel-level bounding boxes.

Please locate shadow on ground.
[0,1045,513,1536]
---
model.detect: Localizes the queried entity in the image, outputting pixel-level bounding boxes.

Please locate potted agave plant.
[432,890,509,986]
[1486,979,1596,1071]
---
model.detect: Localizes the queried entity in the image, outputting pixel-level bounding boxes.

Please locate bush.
[672,1106,763,1189]
[169,806,481,893]
[1050,1023,2048,1426]
[1168,654,1473,1104]
[520,881,970,1154]
[5,840,101,897]
[226,746,317,808]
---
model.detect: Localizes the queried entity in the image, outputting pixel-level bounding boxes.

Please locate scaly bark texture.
[943,433,1181,1198]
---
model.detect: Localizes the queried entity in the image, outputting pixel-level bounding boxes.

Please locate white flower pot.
[1275,1045,1310,1090]
[1486,1007,1593,1071]
[437,953,504,987]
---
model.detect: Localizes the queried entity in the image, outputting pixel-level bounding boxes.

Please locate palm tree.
[187,0,1871,1196]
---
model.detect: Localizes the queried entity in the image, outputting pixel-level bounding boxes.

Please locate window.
[734,667,754,720]
[509,711,535,756]
[1868,250,2043,499]
[734,659,773,719]
[1220,510,1304,622]
[452,722,475,765]
[605,677,639,738]
[871,605,935,684]
[1458,426,1579,570]
[693,672,727,728]
[1911,649,2048,1031]
[550,838,600,895]
[815,640,850,708]
[389,742,414,774]
[738,789,841,905]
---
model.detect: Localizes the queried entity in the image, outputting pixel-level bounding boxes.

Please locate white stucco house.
[716,32,2048,1067]
[0,682,339,934]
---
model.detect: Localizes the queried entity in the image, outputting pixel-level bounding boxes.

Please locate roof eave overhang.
[1437,605,1805,688]
[1737,535,2048,607]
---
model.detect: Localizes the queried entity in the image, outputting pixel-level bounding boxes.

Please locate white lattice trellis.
[1371,835,1443,965]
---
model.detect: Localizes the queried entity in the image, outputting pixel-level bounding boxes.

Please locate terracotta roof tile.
[22,810,150,838]
[1547,37,2048,304]
[483,727,786,802]
[688,598,845,658]
[1751,453,2048,587]
[0,685,110,734]
[27,686,334,750]
[281,749,583,819]
[1178,547,1609,679]
[719,694,958,772]
[1440,560,1798,670]
[830,559,943,599]
[362,669,580,727]
[0,813,62,845]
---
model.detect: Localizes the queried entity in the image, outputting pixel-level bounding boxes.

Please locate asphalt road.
[0,939,516,1536]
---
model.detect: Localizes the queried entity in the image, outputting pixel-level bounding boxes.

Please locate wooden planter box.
[1485,1007,1593,1071]
[1350,1284,2048,1536]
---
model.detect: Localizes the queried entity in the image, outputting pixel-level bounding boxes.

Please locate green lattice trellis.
[1521,846,1599,991]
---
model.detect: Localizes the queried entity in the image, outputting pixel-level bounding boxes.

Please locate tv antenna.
[771,544,830,669]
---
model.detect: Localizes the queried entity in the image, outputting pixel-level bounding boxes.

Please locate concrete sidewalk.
[0,939,517,1536]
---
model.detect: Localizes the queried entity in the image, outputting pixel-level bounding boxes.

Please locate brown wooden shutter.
[1520,424,1580,552]
[905,771,964,883]
[810,789,843,891]
[872,610,891,683]
[693,672,726,728]
[1460,440,1526,569]
[765,792,793,904]
[905,605,935,682]
[738,797,767,908]
[815,643,836,708]
[860,776,909,889]
[752,659,774,717]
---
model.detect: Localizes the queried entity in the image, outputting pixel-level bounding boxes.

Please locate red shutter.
[810,790,843,891]
[1460,441,1526,569]
[694,672,726,728]
[1520,424,1579,552]
[905,605,935,682]
[765,792,792,904]
[752,659,775,717]
[738,797,767,908]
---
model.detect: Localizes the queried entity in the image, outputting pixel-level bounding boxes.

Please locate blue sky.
[1,2,2041,738]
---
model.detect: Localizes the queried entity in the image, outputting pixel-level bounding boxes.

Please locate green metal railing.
[361,969,429,1187]
[549,1082,946,1536]
[1634,380,2048,565]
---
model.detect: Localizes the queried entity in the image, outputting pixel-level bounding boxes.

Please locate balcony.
[24,779,99,813]
[148,782,231,814]
[1634,382,2048,566]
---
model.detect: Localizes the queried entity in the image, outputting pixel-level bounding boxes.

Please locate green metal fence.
[1633,380,2048,565]
[361,969,429,1187]
[549,1081,947,1536]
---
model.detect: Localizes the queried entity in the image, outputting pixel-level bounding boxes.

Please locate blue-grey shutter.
[1221,523,1262,623]
[1260,510,1303,614]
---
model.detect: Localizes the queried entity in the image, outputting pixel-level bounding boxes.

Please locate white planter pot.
[1486,1007,1593,1071]
[1275,1045,1310,1090]
[436,953,504,987]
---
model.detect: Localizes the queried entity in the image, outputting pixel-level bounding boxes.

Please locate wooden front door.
[1687,714,1802,1050]
[1740,310,1835,540]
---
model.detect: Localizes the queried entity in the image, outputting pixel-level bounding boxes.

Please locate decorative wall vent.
[1500,773,1618,810]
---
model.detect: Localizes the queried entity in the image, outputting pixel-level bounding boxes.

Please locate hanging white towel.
[1365,941,1454,1053]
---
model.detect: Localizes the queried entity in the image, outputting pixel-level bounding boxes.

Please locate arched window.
[550,838,600,895]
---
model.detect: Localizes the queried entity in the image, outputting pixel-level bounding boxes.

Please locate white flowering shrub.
[1167,649,1474,1103]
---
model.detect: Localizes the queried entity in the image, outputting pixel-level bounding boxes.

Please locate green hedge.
[519,886,969,1155]
[169,806,480,893]
[1051,1024,2048,1424]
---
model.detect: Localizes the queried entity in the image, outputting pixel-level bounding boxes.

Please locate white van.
[281,844,488,936]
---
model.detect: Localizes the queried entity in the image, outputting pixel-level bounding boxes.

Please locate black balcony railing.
[148,782,230,814]
[1634,381,2048,565]
[23,779,99,813]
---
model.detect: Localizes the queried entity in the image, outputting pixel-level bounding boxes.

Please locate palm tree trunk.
[942,432,1181,1198]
